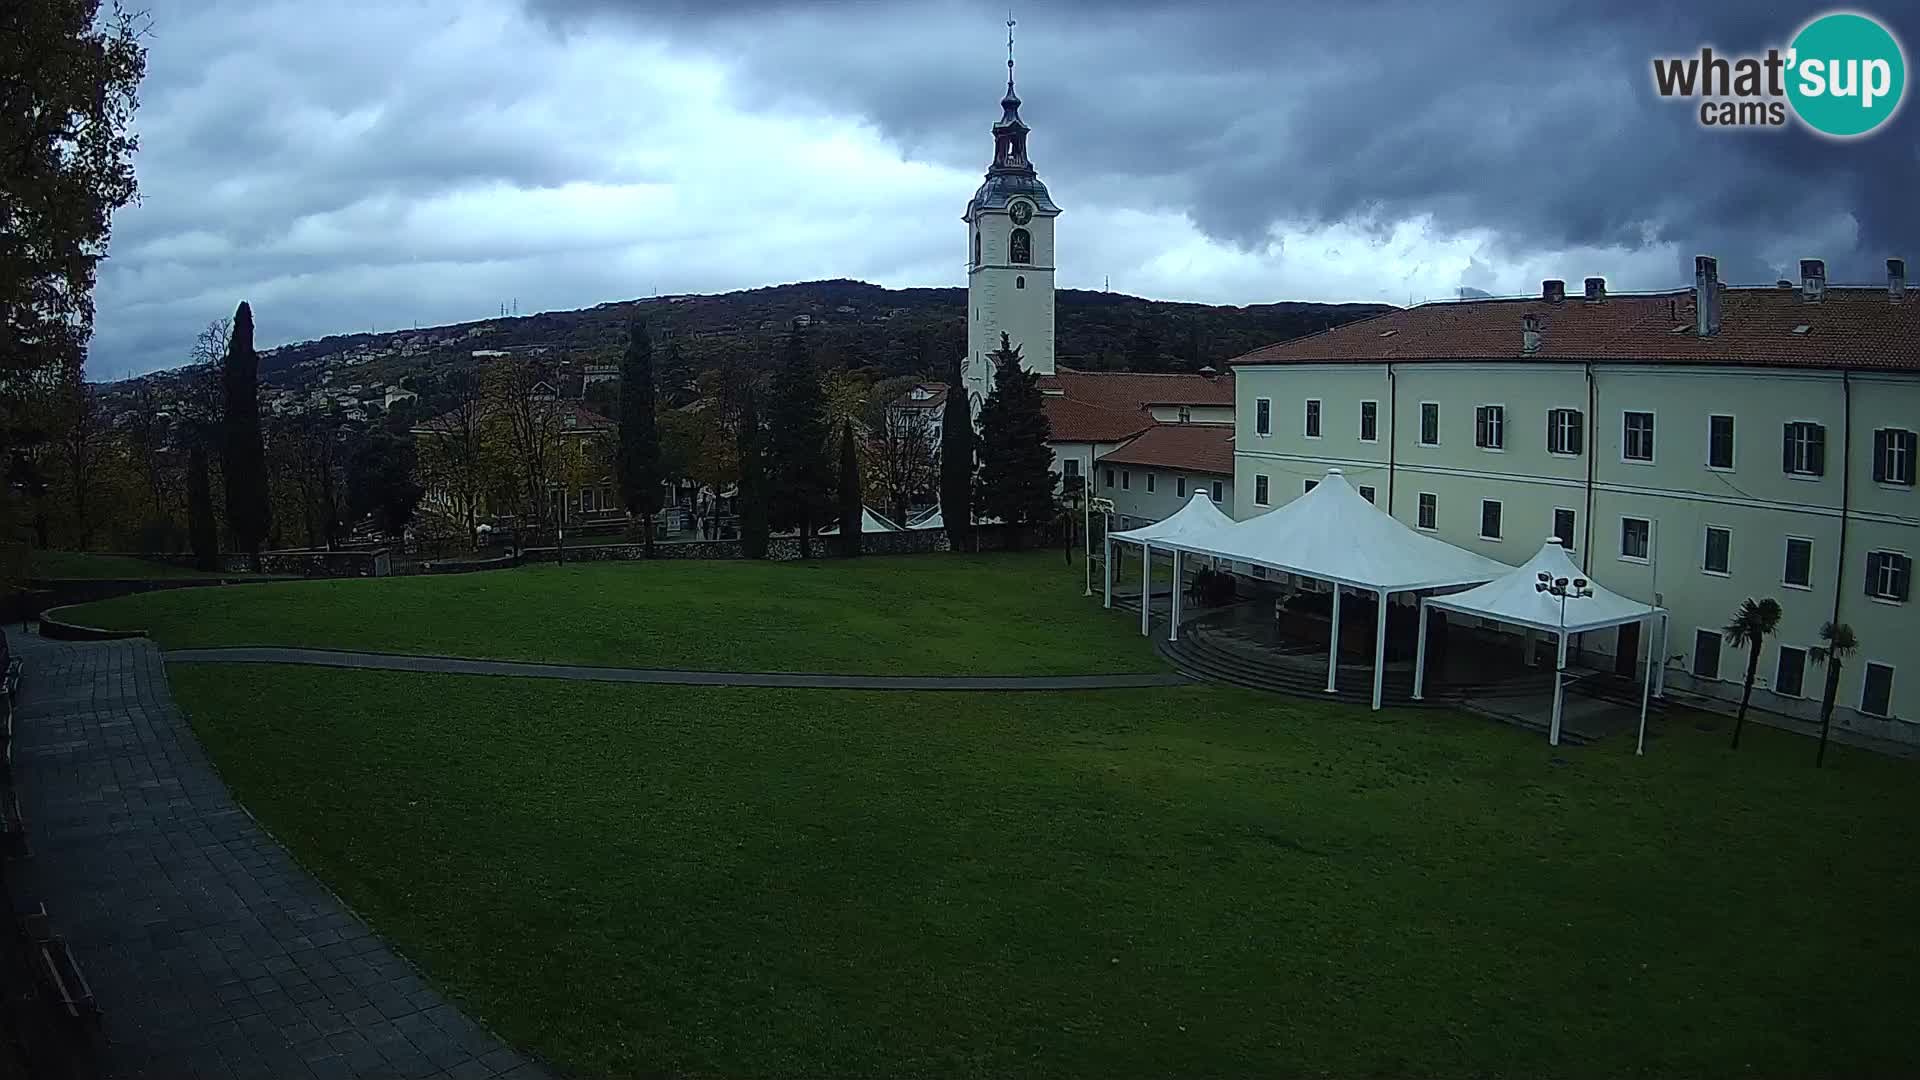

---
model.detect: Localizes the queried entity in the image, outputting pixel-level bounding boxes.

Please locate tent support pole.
[1371,588,1389,711]
[1652,613,1668,698]
[1169,549,1183,642]
[1325,583,1342,693]
[1523,627,1537,667]
[1139,542,1151,637]
[1412,600,1430,701]
[1636,614,1654,756]
[1549,630,1569,747]
[1102,535,1112,609]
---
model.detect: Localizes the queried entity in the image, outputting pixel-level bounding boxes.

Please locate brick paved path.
[9,632,553,1080]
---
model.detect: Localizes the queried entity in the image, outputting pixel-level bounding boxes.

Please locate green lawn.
[27,549,231,579]
[171,664,1920,1079]
[69,553,1159,675]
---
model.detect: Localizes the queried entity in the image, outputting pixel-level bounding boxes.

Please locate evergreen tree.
[975,333,1056,550]
[736,385,769,558]
[767,328,830,558]
[618,319,663,556]
[837,419,861,558]
[939,352,974,552]
[187,442,218,571]
[221,302,270,559]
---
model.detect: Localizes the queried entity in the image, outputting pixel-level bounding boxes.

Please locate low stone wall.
[523,528,957,564]
[144,549,390,578]
[38,605,148,642]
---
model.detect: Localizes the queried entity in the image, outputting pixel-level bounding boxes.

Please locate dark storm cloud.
[530,0,1918,283]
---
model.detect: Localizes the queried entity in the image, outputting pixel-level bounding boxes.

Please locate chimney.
[1800,258,1826,302]
[1522,314,1542,355]
[1694,255,1721,336]
[1197,365,1218,381]
[1542,279,1566,304]
[1890,258,1908,302]
[1583,276,1606,302]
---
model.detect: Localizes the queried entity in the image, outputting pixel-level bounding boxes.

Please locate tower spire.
[1006,10,1016,96]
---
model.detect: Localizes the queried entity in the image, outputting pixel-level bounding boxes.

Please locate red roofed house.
[1226,257,1918,742]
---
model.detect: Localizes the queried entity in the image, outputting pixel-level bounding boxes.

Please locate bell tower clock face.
[1009,201,1034,225]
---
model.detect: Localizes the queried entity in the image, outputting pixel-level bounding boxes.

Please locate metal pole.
[1169,549,1183,642]
[1636,614,1654,756]
[1638,519,1659,755]
[1412,599,1430,700]
[1082,450,1094,596]
[1325,582,1342,693]
[1550,629,1569,746]
[1139,542,1152,637]
[1102,534,1113,609]
[1370,587,1389,711]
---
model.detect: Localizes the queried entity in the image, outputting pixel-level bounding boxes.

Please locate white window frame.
[1146,472,1156,493]
[1416,492,1437,531]
[1358,400,1379,443]
[1702,525,1732,577]
[580,487,596,513]
[1255,397,1272,438]
[1692,627,1723,681]
[1254,474,1270,506]
[1859,661,1895,719]
[1784,419,1826,479]
[1783,536,1814,590]
[1867,549,1910,604]
[1121,470,1130,490]
[1304,398,1322,439]
[1622,410,1656,464]
[1706,413,1736,472]
[1211,480,1224,503]
[1418,402,1440,447]
[1479,498,1503,542]
[1619,515,1651,564]
[1774,644,1808,699]
[1474,404,1506,452]
[1547,407,1583,457]
[1175,476,1186,498]
[1552,507,1577,550]
[1876,427,1917,487]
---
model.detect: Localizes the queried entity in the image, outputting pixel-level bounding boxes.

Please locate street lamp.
[1534,571,1592,746]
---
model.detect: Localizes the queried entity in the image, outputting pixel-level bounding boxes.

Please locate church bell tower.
[962,16,1060,413]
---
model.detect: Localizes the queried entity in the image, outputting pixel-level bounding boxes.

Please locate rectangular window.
[1703,526,1731,575]
[1783,422,1826,477]
[1708,414,1736,470]
[1358,485,1376,504]
[1861,662,1894,718]
[1104,467,1114,488]
[1480,499,1503,541]
[1623,411,1655,462]
[1254,474,1269,505]
[1303,480,1319,494]
[1547,408,1583,456]
[1553,508,1577,549]
[1621,516,1651,561]
[1175,476,1186,498]
[1063,458,1080,479]
[1146,472,1156,493]
[600,486,614,511]
[1304,399,1322,438]
[1875,427,1917,486]
[1475,405,1505,450]
[1255,398,1271,437]
[1693,629,1722,680]
[580,487,595,513]
[1867,551,1911,602]
[1775,646,1807,698]
[1784,537,1814,588]
[1211,480,1223,503]
[1419,402,1440,446]
[1417,492,1437,531]
[1121,470,1131,490]
[1359,401,1378,443]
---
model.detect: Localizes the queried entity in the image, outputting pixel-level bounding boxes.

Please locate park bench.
[20,904,98,1027]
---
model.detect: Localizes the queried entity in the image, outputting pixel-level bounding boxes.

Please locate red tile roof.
[889,384,948,410]
[1043,396,1154,443]
[1040,367,1235,408]
[1096,423,1235,475]
[1231,286,1920,372]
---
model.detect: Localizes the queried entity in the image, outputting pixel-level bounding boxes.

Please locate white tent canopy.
[1414,538,1669,748]
[819,507,903,535]
[1110,490,1236,546]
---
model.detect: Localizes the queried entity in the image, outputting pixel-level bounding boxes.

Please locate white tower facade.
[961,32,1059,413]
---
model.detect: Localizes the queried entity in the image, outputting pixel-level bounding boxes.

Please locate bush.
[1190,566,1237,606]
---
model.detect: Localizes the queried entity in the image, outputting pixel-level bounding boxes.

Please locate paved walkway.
[9,632,553,1080]
[165,647,1191,691]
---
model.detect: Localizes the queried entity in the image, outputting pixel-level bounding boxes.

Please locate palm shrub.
[1808,621,1859,768]
[1723,597,1782,750]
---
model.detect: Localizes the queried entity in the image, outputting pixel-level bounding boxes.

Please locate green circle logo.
[1787,12,1906,137]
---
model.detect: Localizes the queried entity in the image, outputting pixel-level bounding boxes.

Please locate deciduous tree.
[736,385,768,558]
[617,319,663,556]
[348,432,425,540]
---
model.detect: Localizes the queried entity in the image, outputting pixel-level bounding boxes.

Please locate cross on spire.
[1006,11,1016,93]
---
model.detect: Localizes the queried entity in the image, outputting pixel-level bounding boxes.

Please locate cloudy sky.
[92,0,1917,379]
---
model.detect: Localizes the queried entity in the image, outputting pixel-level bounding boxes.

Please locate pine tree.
[736,385,769,558]
[939,351,974,552]
[767,328,830,558]
[837,419,861,558]
[221,302,270,559]
[187,441,218,571]
[618,319,663,556]
[976,333,1056,550]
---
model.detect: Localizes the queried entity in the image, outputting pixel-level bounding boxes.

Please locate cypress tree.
[939,351,974,552]
[736,385,769,559]
[618,319,663,556]
[976,333,1056,550]
[187,441,218,571]
[221,302,270,559]
[767,328,829,559]
[837,419,861,558]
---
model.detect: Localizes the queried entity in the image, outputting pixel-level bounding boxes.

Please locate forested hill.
[210,279,1388,398]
